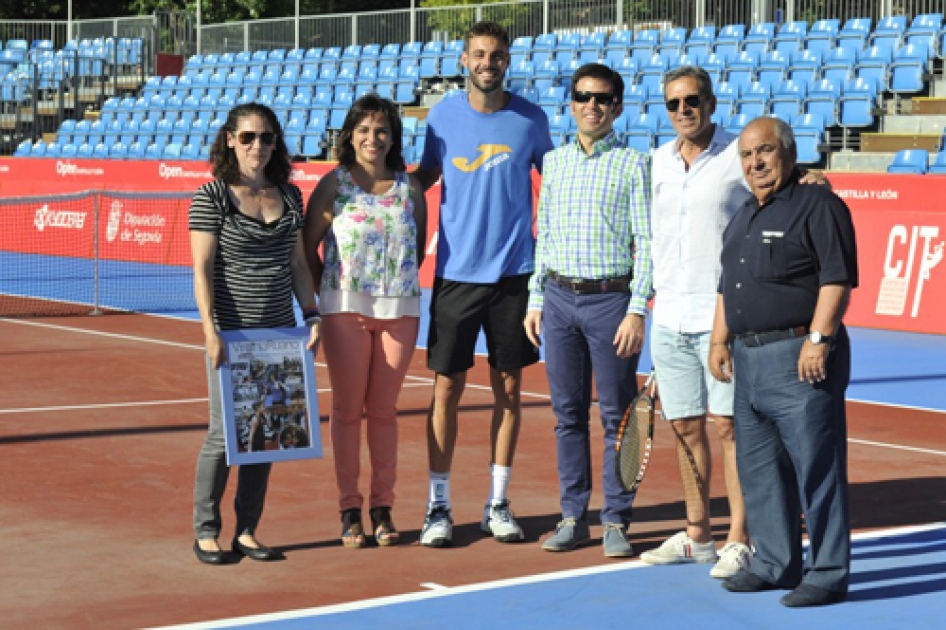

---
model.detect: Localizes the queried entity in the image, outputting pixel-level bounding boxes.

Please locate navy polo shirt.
[719,172,858,335]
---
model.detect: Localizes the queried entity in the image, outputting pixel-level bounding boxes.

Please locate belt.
[737,325,808,348]
[548,270,632,295]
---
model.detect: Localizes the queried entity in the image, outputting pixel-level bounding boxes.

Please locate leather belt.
[737,325,808,348]
[548,270,632,295]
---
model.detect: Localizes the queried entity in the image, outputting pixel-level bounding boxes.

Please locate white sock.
[428,472,450,508]
[489,464,511,506]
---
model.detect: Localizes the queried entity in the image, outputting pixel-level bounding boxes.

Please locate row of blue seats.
[519,76,880,130]
[507,15,945,64]
[167,61,430,93]
[509,43,929,97]
[887,149,946,174]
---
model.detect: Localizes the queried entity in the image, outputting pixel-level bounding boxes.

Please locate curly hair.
[336,94,406,172]
[208,103,292,185]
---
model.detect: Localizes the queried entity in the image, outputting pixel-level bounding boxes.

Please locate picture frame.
[218,327,322,466]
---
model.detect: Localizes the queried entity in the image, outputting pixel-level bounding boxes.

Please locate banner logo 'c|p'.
[452,144,512,172]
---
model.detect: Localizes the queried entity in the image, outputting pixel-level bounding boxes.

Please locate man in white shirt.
[641,66,753,578]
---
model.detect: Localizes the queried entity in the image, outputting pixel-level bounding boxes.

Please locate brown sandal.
[340,509,365,548]
[370,507,400,547]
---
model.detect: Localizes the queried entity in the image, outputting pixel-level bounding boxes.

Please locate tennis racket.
[615,369,657,493]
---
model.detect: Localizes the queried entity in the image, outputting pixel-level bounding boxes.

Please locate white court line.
[848,438,946,457]
[145,522,946,630]
[0,398,208,414]
[419,583,449,591]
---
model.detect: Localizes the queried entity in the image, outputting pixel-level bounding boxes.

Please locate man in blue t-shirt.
[413,20,554,548]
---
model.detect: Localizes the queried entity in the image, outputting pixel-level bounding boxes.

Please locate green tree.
[420,0,530,41]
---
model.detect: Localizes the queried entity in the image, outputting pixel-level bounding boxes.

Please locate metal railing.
[190,0,946,54]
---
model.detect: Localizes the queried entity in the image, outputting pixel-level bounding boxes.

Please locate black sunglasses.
[572,91,617,105]
[665,94,702,112]
[236,131,277,146]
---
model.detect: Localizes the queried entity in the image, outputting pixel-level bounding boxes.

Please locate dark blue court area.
[155,524,946,629]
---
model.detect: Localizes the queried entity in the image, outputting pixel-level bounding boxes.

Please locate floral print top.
[321,167,420,303]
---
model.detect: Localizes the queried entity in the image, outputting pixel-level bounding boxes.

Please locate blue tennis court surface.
[4,257,944,413]
[156,524,946,629]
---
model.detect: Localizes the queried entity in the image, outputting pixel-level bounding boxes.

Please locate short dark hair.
[570,63,624,101]
[336,94,406,172]
[662,66,714,99]
[208,103,292,185]
[465,21,510,50]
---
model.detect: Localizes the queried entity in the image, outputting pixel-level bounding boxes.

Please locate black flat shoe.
[780,583,846,607]
[193,540,227,565]
[722,570,778,593]
[232,537,280,561]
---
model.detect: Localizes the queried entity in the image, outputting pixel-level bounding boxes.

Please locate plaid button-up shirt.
[528,131,653,315]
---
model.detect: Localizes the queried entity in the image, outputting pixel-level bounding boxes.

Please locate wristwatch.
[808,330,833,345]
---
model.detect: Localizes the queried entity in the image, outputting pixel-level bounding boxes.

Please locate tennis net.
[0,190,195,317]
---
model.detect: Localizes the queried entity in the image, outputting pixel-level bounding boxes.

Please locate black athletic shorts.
[427,274,541,374]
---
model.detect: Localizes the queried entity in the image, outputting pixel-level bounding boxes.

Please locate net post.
[90,191,102,316]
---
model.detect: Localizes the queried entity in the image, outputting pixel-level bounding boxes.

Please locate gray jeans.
[193,359,271,540]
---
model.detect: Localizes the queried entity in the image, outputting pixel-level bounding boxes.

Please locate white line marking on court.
[848,438,946,457]
[145,522,946,630]
[419,582,449,590]
[0,398,207,414]
[848,396,946,415]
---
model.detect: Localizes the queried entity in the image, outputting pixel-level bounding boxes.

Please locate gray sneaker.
[542,517,591,552]
[602,523,634,558]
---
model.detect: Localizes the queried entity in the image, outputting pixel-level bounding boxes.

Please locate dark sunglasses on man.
[236,131,277,146]
[665,94,702,112]
[572,91,618,105]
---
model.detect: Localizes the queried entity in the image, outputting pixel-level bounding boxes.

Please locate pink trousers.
[321,313,419,512]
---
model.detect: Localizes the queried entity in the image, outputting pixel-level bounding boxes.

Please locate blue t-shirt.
[421,93,553,283]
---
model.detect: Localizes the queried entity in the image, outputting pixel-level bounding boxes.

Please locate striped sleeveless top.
[188,179,305,331]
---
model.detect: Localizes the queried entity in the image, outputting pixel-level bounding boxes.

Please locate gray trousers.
[193,359,271,540]
[733,327,851,593]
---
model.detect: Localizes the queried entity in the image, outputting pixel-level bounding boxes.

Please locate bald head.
[738,117,797,204]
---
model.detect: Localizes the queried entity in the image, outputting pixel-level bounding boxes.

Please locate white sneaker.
[480,500,525,542]
[420,504,453,547]
[710,542,753,578]
[640,531,718,565]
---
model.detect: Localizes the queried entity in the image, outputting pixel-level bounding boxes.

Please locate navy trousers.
[542,280,640,526]
[733,326,851,593]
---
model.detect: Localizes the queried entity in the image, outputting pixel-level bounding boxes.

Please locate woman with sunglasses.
[304,94,427,548]
[190,103,320,564]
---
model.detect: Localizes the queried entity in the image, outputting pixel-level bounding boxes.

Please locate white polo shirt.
[651,125,751,333]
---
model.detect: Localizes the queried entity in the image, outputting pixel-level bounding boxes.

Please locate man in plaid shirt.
[524,62,653,558]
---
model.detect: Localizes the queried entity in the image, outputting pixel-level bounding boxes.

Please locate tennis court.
[1,296,943,629]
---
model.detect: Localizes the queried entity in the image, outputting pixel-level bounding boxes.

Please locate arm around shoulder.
[410,174,428,268]
[303,170,338,290]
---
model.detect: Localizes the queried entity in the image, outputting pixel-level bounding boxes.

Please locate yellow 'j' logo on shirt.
[452,144,513,172]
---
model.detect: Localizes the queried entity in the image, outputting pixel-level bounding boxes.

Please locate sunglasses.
[235,131,277,146]
[572,91,617,105]
[665,94,702,112]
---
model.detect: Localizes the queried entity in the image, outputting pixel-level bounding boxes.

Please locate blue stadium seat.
[870,16,907,52]
[638,54,669,90]
[604,30,632,64]
[108,142,127,159]
[725,51,760,89]
[773,21,807,55]
[734,82,770,117]
[838,77,880,128]
[837,17,872,53]
[624,113,659,152]
[92,142,109,159]
[887,149,929,174]
[769,80,807,120]
[821,47,859,83]
[928,151,946,174]
[804,19,841,54]
[788,49,823,84]
[905,13,942,51]
[58,119,76,144]
[743,22,776,55]
[888,44,931,94]
[684,25,716,57]
[629,30,659,63]
[714,24,746,60]
[60,142,78,158]
[714,81,740,117]
[794,113,826,164]
[756,50,790,86]
[804,79,842,126]
[855,45,894,88]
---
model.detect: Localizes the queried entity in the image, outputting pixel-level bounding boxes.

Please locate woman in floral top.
[305,95,427,548]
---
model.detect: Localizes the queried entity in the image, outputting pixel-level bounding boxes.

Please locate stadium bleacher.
[4,12,946,169]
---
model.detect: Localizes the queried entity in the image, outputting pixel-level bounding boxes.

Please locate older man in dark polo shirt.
[708,116,858,608]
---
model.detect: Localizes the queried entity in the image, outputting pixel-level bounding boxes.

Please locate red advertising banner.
[1,159,942,334]
[831,174,946,335]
